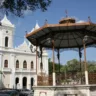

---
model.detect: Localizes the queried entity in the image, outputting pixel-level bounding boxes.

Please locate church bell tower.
[0,15,15,49]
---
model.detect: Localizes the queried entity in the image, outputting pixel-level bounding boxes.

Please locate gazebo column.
[79,48,82,84]
[83,40,89,85]
[52,39,56,86]
[40,46,43,70]
[35,45,38,86]
[36,45,38,74]
[57,49,61,84]
[57,49,60,73]
[40,46,43,84]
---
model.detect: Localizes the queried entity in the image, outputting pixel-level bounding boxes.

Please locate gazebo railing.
[56,72,85,85]
[37,72,96,86]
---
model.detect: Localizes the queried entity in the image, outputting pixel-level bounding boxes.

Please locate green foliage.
[67,59,80,73]
[60,65,67,72]
[48,58,53,74]
[48,58,96,74]
[87,61,96,72]
[0,0,52,17]
[48,58,63,74]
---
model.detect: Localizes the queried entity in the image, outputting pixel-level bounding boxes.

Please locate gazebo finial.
[44,19,48,25]
[88,16,91,23]
[25,31,27,35]
[65,10,68,18]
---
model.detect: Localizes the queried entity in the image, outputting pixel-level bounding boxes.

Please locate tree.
[49,58,96,75]
[48,58,63,74]
[48,58,53,74]
[60,65,67,73]
[87,61,96,72]
[67,59,80,73]
[0,0,52,17]
[61,59,96,75]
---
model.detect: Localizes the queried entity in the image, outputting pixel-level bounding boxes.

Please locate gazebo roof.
[26,17,96,50]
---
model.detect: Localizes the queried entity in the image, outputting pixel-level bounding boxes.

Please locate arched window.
[4,60,8,68]
[23,60,27,68]
[31,61,34,69]
[5,37,8,47]
[16,60,19,68]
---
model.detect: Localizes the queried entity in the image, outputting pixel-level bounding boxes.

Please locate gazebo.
[26,16,96,96]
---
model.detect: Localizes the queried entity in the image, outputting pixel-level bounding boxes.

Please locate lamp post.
[83,35,89,85]
[30,44,41,86]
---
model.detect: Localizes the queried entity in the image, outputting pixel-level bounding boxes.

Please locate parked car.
[0,94,10,96]
[5,90,19,96]
[19,89,34,96]
[0,90,19,96]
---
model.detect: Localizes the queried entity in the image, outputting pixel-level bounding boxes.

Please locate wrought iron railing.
[37,72,96,86]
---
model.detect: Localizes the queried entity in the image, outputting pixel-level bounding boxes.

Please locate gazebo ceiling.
[26,18,96,50]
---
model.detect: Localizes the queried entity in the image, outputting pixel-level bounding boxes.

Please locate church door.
[31,78,34,89]
[23,77,27,89]
[15,77,19,89]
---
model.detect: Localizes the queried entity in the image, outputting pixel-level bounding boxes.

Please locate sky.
[1,0,96,64]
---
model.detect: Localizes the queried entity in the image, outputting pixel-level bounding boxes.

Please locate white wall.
[2,26,14,48]
[0,16,48,89]
[33,85,91,96]
[0,50,48,89]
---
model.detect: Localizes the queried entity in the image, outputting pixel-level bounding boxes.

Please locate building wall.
[0,52,3,88]
[38,55,48,75]
[0,16,48,89]
[3,73,10,88]
[0,51,48,89]
[0,26,14,49]
[15,53,36,70]
[33,86,91,96]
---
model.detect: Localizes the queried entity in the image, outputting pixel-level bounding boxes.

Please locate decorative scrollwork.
[30,44,41,58]
[30,44,36,53]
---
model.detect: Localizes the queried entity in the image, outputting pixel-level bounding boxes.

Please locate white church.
[0,15,48,89]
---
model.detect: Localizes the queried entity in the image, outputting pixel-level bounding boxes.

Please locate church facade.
[0,15,48,89]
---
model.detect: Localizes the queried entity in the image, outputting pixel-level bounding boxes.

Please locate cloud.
[71,16,85,23]
[76,20,85,23]
[24,10,32,16]
[16,21,21,26]
[49,54,59,63]
[71,16,79,21]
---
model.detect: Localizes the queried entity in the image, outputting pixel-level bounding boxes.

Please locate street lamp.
[30,44,42,86]
[83,35,89,85]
